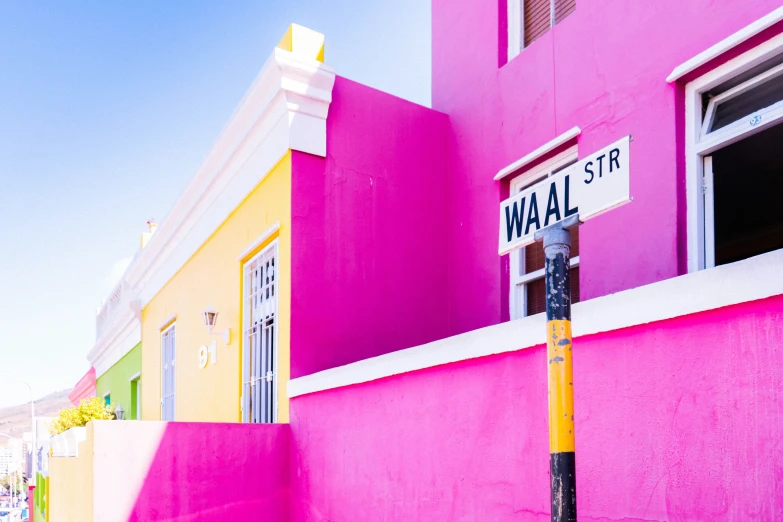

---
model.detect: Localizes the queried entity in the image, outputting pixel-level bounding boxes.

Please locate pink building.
[52,2,783,520]
[67,367,96,406]
[290,1,783,520]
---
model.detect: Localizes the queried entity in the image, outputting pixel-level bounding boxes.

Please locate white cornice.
[237,222,280,261]
[495,126,581,181]
[667,6,783,82]
[289,248,783,398]
[88,307,141,379]
[124,47,335,307]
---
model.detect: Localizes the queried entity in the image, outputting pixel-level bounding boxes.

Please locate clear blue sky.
[0,1,431,408]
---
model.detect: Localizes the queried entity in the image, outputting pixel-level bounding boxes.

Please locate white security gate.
[161,324,176,421]
[242,241,278,423]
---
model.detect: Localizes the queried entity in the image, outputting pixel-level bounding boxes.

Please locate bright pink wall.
[68,366,96,406]
[431,0,783,335]
[128,423,289,521]
[290,77,450,378]
[289,295,783,520]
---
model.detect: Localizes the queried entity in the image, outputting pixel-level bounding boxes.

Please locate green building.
[95,342,142,420]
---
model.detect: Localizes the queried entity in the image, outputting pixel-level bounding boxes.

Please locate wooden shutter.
[524,228,580,315]
[570,266,581,304]
[524,0,551,47]
[554,0,576,24]
[525,228,578,273]
[524,243,546,274]
[526,277,547,315]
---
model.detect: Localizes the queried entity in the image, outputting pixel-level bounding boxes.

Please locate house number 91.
[198,340,218,369]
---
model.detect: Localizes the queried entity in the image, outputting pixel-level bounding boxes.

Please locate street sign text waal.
[499,136,631,255]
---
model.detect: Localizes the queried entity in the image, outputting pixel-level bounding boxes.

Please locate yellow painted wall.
[49,425,95,522]
[141,152,292,423]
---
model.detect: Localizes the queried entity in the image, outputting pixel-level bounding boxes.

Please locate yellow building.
[124,25,333,424]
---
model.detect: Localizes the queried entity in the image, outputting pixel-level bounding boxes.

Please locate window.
[698,53,783,154]
[129,376,141,420]
[103,392,110,407]
[510,147,581,319]
[703,123,783,267]
[507,0,576,61]
[160,324,176,421]
[242,241,278,424]
[687,40,783,270]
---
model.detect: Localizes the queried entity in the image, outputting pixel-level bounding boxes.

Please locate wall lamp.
[202,305,231,345]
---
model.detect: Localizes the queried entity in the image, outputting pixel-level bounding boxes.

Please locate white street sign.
[499,136,631,255]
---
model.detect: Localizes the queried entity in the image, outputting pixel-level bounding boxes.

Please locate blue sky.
[0,1,431,408]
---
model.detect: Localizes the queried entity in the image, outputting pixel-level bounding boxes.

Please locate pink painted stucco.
[432,0,783,335]
[68,366,96,406]
[123,423,290,521]
[289,294,783,521]
[290,77,450,378]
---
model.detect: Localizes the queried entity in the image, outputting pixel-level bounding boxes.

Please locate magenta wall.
[68,366,96,406]
[290,77,450,378]
[128,423,289,521]
[289,295,783,521]
[431,0,783,335]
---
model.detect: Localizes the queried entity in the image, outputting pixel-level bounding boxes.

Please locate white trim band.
[158,314,177,331]
[88,307,142,379]
[125,47,335,307]
[128,372,141,382]
[289,248,783,398]
[666,6,783,82]
[494,126,581,181]
[237,222,280,260]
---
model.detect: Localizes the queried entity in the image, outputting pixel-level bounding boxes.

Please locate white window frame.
[160,323,176,421]
[507,0,559,62]
[102,391,110,407]
[685,32,783,272]
[509,146,580,319]
[507,0,524,61]
[241,239,279,424]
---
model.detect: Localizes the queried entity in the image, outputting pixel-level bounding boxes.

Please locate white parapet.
[50,427,87,458]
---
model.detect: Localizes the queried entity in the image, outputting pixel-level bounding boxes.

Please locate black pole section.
[536,221,577,522]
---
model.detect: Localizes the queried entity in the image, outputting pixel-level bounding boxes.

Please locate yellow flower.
[49,397,115,435]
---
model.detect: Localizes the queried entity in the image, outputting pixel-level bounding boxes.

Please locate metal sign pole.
[499,136,633,521]
[535,214,579,522]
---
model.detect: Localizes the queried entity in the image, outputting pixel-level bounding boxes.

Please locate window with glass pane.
[697,50,783,270]
[701,55,783,138]
[242,242,278,424]
[509,149,580,319]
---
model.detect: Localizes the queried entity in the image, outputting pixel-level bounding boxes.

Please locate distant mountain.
[0,390,71,440]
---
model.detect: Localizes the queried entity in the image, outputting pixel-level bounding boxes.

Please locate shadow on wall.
[93,422,290,521]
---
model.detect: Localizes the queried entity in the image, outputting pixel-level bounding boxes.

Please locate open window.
[509,147,580,319]
[690,41,783,269]
[703,123,783,267]
[699,53,783,146]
